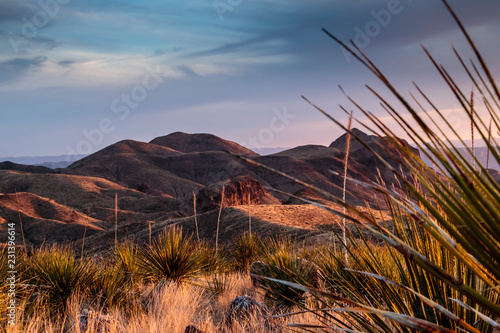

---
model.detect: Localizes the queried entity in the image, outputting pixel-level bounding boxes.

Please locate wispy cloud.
[0,0,499,156]
[0,56,47,83]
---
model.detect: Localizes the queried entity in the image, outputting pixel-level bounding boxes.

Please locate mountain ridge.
[0,129,422,250]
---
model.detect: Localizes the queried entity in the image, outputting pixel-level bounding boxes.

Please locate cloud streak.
[0,0,499,157]
[0,56,47,83]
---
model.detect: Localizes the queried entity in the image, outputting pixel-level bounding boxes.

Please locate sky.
[1,0,500,157]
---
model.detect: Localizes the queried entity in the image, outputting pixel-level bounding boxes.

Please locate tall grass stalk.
[194,192,200,242]
[81,209,89,256]
[148,221,152,246]
[471,90,476,170]
[487,119,492,169]
[342,110,353,263]
[114,192,118,246]
[248,192,252,235]
[15,191,27,251]
[216,185,225,254]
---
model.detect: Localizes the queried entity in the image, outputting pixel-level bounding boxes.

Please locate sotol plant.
[26,246,95,314]
[137,226,209,285]
[247,1,500,332]
[253,238,320,310]
[231,232,264,273]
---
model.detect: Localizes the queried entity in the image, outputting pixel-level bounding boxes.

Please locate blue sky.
[1,0,499,157]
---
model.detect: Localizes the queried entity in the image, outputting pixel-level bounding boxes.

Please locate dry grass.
[5,273,327,333]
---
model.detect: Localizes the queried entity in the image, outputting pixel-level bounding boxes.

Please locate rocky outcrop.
[196,175,280,212]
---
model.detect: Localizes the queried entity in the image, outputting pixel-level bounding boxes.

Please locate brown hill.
[0,161,53,174]
[66,132,394,206]
[260,144,383,205]
[66,140,204,198]
[0,170,187,222]
[329,128,420,185]
[150,132,259,156]
[0,192,103,246]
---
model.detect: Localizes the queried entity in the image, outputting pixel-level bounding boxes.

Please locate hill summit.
[150,132,258,156]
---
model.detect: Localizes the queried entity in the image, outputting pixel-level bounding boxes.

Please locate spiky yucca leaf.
[231,232,264,273]
[88,266,138,312]
[249,1,500,332]
[26,246,95,313]
[110,241,141,287]
[255,238,320,310]
[137,227,208,285]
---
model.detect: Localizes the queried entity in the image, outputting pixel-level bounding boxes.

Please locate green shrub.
[137,227,208,285]
[26,246,95,314]
[110,241,141,287]
[231,232,264,273]
[254,239,319,310]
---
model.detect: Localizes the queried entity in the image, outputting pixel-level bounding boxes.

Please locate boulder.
[78,309,114,332]
[184,325,205,333]
[249,261,269,287]
[224,295,269,325]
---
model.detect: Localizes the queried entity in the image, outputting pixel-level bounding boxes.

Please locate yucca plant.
[309,242,385,303]
[241,1,500,331]
[110,240,141,288]
[253,238,320,310]
[88,263,138,312]
[25,245,95,314]
[231,232,264,273]
[204,273,232,297]
[198,239,231,275]
[137,226,208,285]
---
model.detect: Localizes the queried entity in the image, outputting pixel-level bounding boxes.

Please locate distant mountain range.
[0,154,86,169]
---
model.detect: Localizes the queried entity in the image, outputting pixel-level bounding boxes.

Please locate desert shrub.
[231,232,264,272]
[109,241,142,287]
[264,1,500,331]
[198,240,231,275]
[25,245,95,314]
[254,238,319,310]
[87,264,138,312]
[204,273,232,297]
[137,226,208,285]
